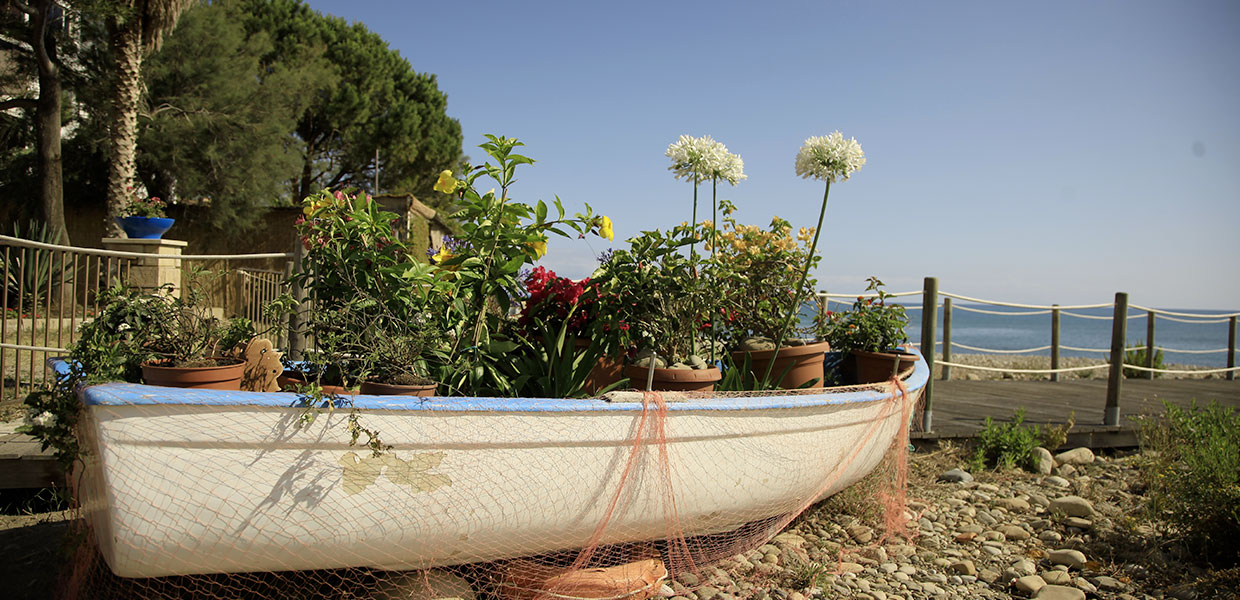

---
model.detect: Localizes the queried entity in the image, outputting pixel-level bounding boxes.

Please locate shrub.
[1138,401,1240,566]
[1123,341,1164,378]
[971,409,1041,471]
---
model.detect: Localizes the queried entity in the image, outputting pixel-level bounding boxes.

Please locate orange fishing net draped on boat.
[58,373,922,600]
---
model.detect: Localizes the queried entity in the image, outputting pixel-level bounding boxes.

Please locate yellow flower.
[599,215,614,241]
[528,239,547,259]
[433,170,457,194]
[431,246,454,264]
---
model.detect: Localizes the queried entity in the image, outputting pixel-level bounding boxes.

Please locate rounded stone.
[1049,496,1095,518]
[1053,447,1095,465]
[1033,585,1086,600]
[1032,447,1055,474]
[1015,575,1047,595]
[1047,549,1087,569]
[938,468,974,483]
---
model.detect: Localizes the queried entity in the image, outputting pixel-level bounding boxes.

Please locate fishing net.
[56,370,921,600]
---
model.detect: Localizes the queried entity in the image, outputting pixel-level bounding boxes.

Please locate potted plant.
[711,202,829,389]
[518,266,624,395]
[592,225,723,392]
[818,276,918,384]
[426,135,612,397]
[138,275,251,390]
[287,189,447,395]
[358,318,443,396]
[115,188,175,239]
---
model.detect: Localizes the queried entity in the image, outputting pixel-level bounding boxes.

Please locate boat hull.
[73,356,927,579]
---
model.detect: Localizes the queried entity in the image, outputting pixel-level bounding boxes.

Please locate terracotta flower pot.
[141,358,244,390]
[731,341,830,389]
[574,339,625,394]
[277,371,357,396]
[623,365,722,392]
[851,349,920,384]
[359,380,438,397]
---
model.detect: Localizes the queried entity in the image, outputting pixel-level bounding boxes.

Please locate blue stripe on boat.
[52,349,928,413]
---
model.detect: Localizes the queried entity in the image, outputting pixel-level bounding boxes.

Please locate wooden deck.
[1,378,1237,489]
[913,378,1240,449]
[0,422,59,490]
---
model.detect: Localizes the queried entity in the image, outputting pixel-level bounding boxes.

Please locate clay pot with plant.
[137,275,254,390]
[592,225,724,392]
[710,202,829,389]
[818,276,918,384]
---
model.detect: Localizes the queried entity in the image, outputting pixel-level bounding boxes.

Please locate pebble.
[938,468,974,483]
[1063,517,1092,530]
[1047,549,1088,569]
[1032,447,1055,474]
[1015,575,1047,595]
[947,560,976,576]
[1043,476,1071,487]
[1012,559,1037,576]
[998,525,1031,540]
[1042,570,1072,585]
[1054,447,1096,465]
[995,497,1031,512]
[1034,586,1086,600]
[1049,496,1095,518]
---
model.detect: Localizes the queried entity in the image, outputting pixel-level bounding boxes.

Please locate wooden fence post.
[1105,292,1128,427]
[941,297,952,381]
[1050,305,1061,382]
[920,277,938,432]
[1145,311,1156,380]
[1228,316,1236,382]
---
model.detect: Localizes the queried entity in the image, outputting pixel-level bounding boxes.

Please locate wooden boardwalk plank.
[916,379,1239,448]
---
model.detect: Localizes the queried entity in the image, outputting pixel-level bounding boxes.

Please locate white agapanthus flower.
[795,131,866,183]
[666,134,715,183]
[667,134,748,185]
[702,143,747,186]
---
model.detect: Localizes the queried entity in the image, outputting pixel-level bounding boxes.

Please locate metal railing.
[1,234,294,404]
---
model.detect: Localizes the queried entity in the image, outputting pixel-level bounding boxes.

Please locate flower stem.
[761,181,830,385]
[690,173,699,260]
[710,177,718,363]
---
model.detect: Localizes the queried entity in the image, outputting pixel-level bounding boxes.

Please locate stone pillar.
[100,238,186,297]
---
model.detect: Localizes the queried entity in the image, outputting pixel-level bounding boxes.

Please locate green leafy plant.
[710,200,819,346]
[1138,401,1240,566]
[818,276,909,355]
[18,284,171,467]
[1123,342,1164,379]
[141,271,253,367]
[591,224,722,365]
[3,220,70,312]
[971,408,1042,471]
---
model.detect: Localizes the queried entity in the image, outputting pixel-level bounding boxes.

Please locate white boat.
[65,351,928,579]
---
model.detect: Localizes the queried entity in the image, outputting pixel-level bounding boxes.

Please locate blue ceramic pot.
[116,216,175,239]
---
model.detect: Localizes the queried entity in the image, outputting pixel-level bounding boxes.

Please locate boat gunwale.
[52,348,928,413]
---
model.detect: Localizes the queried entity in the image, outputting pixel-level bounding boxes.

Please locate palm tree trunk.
[103,16,144,238]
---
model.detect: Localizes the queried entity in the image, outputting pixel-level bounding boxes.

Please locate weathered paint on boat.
[64,351,928,578]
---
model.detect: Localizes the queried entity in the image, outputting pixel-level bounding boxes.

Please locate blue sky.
[307,0,1239,309]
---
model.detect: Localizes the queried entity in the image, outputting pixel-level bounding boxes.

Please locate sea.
[893,304,1238,368]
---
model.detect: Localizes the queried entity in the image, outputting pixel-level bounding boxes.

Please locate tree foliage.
[138,0,331,230]
[239,0,462,206]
